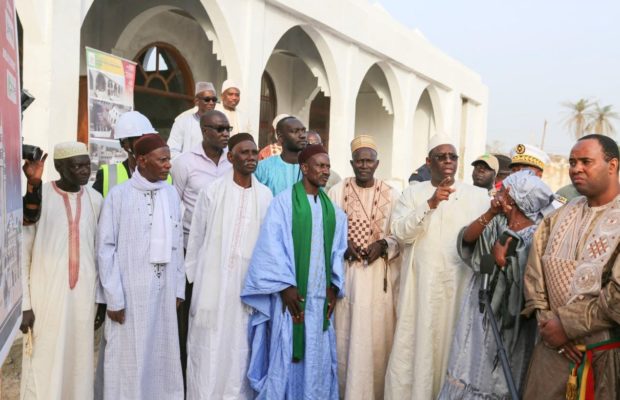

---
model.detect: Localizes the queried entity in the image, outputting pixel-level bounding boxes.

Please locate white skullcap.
[54,141,89,160]
[272,114,291,130]
[509,143,550,171]
[221,79,239,93]
[195,82,215,95]
[428,133,457,153]
[114,111,157,140]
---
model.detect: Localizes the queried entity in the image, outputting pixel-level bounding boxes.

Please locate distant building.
[18,0,488,183]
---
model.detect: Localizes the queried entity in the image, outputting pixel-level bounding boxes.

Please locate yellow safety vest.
[101,163,172,197]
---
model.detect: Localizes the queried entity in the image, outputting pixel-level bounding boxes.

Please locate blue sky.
[376,0,620,156]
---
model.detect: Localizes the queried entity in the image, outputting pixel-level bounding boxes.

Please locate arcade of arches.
[19,0,487,184]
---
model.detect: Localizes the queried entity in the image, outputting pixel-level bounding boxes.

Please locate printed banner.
[85,47,136,175]
[0,0,23,364]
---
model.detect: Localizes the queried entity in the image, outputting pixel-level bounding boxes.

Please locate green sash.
[291,181,336,361]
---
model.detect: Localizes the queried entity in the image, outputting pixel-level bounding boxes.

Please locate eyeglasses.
[205,125,233,133]
[431,153,459,162]
[198,96,218,103]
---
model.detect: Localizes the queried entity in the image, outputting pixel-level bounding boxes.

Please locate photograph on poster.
[88,69,125,103]
[88,99,132,138]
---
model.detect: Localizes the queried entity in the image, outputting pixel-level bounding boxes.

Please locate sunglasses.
[205,125,233,133]
[198,96,218,103]
[431,153,459,162]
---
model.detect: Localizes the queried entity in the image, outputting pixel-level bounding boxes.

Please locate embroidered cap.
[509,144,550,171]
[53,141,89,160]
[195,82,215,95]
[351,135,378,153]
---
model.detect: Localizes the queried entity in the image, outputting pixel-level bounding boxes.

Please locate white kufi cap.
[114,111,157,140]
[221,79,239,93]
[195,81,215,95]
[428,132,456,153]
[53,141,89,160]
[272,113,291,130]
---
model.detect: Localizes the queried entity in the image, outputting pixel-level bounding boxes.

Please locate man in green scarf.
[242,144,348,399]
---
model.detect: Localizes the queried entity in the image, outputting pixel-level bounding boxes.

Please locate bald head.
[307,131,322,145]
[200,110,227,126]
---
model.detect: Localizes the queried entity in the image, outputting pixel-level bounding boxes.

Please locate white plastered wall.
[16,0,488,183]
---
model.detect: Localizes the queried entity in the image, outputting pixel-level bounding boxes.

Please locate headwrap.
[298,144,328,164]
[228,132,255,151]
[502,169,554,223]
[351,135,377,153]
[221,79,239,93]
[428,132,456,152]
[53,141,88,160]
[195,81,215,95]
[134,133,167,156]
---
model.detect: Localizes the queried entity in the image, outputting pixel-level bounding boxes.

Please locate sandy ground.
[1,335,22,400]
[0,329,103,399]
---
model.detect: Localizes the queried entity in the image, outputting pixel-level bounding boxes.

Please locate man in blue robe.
[242,144,347,399]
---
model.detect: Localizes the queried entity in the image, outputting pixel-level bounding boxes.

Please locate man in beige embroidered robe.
[522,134,620,399]
[328,135,400,400]
[20,142,103,400]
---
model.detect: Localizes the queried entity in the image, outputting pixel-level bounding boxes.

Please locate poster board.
[85,47,136,176]
[0,0,23,364]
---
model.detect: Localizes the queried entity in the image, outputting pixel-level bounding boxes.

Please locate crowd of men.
[18,79,620,400]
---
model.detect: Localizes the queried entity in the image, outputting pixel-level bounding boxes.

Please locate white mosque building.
[17,0,488,185]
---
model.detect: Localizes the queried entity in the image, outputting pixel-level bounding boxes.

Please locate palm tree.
[587,104,619,136]
[562,98,593,139]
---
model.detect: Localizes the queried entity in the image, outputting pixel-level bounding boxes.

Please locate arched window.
[133,43,194,139]
[258,72,277,148]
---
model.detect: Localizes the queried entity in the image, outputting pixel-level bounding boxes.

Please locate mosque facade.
[17,0,488,185]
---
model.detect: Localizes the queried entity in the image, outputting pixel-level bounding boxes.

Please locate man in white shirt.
[215,79,252,136]
[170,109,232,385]
[167,82,217,158]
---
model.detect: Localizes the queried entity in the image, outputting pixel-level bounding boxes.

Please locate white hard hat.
[114,111,157,140]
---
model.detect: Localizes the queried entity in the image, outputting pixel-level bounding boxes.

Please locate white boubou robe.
[21,182,102,400]
[185,171,272,400]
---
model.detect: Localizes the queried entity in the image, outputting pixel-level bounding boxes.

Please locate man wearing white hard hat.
[215,79,252,136]
[93,111,162,197]
[168,82,217,158]
[20,142,103,400]
[384,133,489,399]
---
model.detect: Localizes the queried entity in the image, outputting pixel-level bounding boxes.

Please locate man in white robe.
[21,142,103,400]
[98,134,185,400]
[215,79,252,136]
[384,134,489,400]
[168,82,217,158]
[329,135,400,400]
[185,133,272,399]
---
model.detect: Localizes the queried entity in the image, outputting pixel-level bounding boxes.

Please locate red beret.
[134,133,168,156]
[298,144,328,164]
